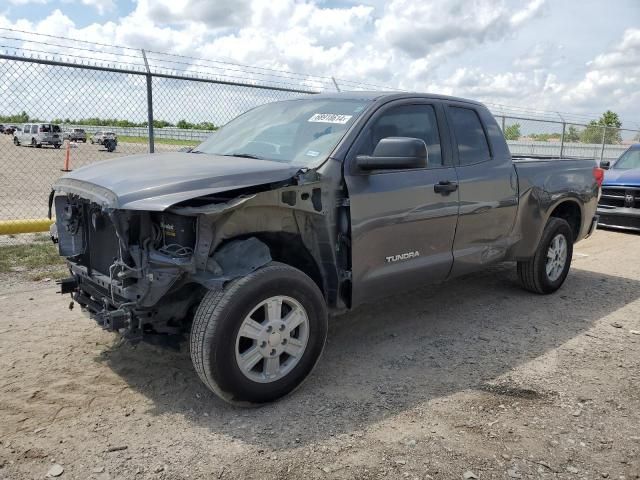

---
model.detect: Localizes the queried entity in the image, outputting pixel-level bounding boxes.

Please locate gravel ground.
[0,134,182,221]
[0,229,639,480]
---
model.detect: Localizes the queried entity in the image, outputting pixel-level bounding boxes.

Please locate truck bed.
[512,155,598,164]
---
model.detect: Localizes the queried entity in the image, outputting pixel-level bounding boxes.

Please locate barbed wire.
[0,26,637,127]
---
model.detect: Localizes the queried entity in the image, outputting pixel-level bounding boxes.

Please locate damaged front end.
[49,165,346,340]
[52,194,207,337]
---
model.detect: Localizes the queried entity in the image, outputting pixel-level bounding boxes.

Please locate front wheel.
[13,137,19,146]
[517,217,573,294]
[190,263,328,405]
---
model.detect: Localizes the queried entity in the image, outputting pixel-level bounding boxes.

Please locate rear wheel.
[517,217,573,294]
[13,137,19,146]
[31,138,36,148]
[190,263,328,405]
[54,144,61,149]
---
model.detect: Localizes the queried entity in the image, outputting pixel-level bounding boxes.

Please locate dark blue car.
[597,144,640,231]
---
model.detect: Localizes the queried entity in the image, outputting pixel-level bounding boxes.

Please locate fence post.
[600,126,606,162]
[501,115,505,133]
[559,122,566,157]
[141,49,155,154]
[331,77,341,92]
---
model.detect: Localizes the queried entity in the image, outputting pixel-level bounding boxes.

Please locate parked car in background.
[64,128,87,142]
[4,125,19,135]
[90,131,117,145]
[14,123,62,148]
[0,125,4,134]
[597,144,640,231]
[50,92,601,405]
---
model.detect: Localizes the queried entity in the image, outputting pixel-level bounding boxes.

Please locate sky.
[1,0,640,127]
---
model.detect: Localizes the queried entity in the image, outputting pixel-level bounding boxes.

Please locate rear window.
[450,107,491,165]
[52,125,61,133]
[40,125,51,132]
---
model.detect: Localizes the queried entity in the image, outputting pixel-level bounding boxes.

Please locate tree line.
[0,111,218,131]
[503,110,625,144]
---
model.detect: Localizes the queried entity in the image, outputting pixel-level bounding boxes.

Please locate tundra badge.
[385,251,420,263]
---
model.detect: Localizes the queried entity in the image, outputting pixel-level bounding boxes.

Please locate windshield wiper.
[223,153,264,160]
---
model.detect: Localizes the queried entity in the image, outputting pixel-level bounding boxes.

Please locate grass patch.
[118,135,200,146]
[0,242,67,280]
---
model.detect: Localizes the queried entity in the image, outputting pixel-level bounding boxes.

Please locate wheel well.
[253,232,325,297]
[549,201,581,242]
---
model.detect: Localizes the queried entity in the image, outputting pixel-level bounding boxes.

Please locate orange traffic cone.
[61,140,72,172]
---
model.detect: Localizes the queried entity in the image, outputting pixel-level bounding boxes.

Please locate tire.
[190,262,328,405]
[517,217,573,294]
[90,139,94,144]
[31,138,37,148]
[13,137,19,146]
[54,144,61,149]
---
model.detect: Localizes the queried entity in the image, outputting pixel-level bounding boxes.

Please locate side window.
[358,104,442,168]
[31,125,38,134]
[449,107,491,165]
[23,124,30,133]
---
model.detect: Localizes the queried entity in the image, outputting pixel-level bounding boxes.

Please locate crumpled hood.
[53,152,300,211]
[603,167,640,187]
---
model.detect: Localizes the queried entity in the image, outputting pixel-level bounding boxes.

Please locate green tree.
[503,123,521,140]
[580,110,623,145]
[0,110,30,124]
[565,125,580,142]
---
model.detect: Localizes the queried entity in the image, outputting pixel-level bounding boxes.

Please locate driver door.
[344,100,459,306]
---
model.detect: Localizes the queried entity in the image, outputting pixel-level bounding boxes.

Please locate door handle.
[434,181,458,195]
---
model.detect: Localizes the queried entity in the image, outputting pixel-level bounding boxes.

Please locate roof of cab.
[305,90,485,107]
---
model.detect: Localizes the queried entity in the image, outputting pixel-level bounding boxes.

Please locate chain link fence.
[495,114,636,160]
[1,32,639,245]
[0,54,318,244]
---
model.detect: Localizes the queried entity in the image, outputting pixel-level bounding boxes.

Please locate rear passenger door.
[345,100,459,306]
[445,103,518,276]
[20,124,30,143]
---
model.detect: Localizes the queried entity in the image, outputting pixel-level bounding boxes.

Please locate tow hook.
[56,276,78,294]
[96,308,131,331]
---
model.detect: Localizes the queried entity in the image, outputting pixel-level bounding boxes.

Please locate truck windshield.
[192,98,370,166]
[613,149,640,170]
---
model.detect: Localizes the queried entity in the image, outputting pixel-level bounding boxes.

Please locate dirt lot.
[1,229,639,480]
[0,134,184,221]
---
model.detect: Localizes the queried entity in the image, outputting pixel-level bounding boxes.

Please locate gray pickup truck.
[50,92,601,404]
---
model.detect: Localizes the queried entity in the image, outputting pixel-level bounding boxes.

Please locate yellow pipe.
[0,218,55,235]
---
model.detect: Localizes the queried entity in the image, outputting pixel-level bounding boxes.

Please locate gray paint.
[55,152,300,210]
[52,92,600,332]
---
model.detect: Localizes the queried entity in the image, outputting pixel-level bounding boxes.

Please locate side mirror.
[356,137,428,171]
[600,160,610,170]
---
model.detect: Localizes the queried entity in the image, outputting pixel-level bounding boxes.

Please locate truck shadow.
[96,263,640,449]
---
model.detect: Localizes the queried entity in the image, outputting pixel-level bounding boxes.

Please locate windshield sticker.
[308,113,353,124]
[305,150,320,157]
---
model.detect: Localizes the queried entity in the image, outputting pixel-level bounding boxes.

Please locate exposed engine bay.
[50,168,349,341]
